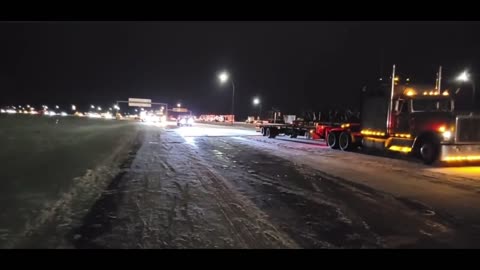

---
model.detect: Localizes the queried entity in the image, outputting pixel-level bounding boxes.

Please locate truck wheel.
[339,132,352,151]
[268,128,278,138]
[290,133,297,138]
[261,127,267,136]
[327,132,339,149]
[419,140,439,165]
[266,127,271,138]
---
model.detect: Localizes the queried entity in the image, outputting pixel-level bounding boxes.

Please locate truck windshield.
[412,99,452,112]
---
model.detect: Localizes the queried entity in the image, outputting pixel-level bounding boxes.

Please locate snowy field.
[0,115,139,248]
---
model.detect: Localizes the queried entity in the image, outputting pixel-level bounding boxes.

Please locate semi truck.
[260,66,480,165]
[331,66,480,164]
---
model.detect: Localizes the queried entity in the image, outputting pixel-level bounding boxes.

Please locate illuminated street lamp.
[219,72,229,83]
[91,105,95,109]
[113,105,120,110]
[177,103,181,108]
[55,105,59,109]
[253,97,262,119]
[456,71,469,82]
[97,106,102,111]
[217,70,236,124]
[71,105,76,111]
[456,70,476,109]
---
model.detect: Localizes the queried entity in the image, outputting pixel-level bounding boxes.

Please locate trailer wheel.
[261,127,267,136]
[268,127,278,138]
[339,132,352,151]
[327,132,339,149]
[265,127,271,138]
[419,140,439,165]
[323,130,329,145]
[290,132,297,138]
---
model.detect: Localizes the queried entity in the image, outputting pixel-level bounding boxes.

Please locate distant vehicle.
[177,115,194,127]
[245,116,255,123]
[139,111,164,123]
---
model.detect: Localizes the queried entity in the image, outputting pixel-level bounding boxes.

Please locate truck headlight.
[438,125,453,141]
[442,130,452,141]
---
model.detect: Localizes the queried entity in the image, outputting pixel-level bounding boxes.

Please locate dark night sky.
[1,21,480,117]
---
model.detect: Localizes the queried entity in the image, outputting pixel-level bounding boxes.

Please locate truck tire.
[339,132,352,151]
[290,132,297,138]
[327,132,339,149]
[261,127,267,136]
[268,127,278,138]
[419,140,439,165]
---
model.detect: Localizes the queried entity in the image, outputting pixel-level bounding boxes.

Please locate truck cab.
[392,93,454,139]
[388,91,457,163]
[326,69,480,165]
[370,83,480,164]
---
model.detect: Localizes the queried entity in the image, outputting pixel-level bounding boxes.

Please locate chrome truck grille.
[456,116,480,143]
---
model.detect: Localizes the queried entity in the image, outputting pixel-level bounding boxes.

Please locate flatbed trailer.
[256,121,359,142]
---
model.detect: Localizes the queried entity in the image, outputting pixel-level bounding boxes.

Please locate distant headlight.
[187,118,194,125]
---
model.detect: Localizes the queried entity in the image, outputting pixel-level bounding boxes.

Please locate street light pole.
[472,79,476,110]
[456,71,477,111]
[231,80,235,124]
[253,97,261,119]
[259,103,262,119]
[218,71,236,125]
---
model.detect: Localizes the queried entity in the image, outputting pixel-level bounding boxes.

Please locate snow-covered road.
[71,123,480,248]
